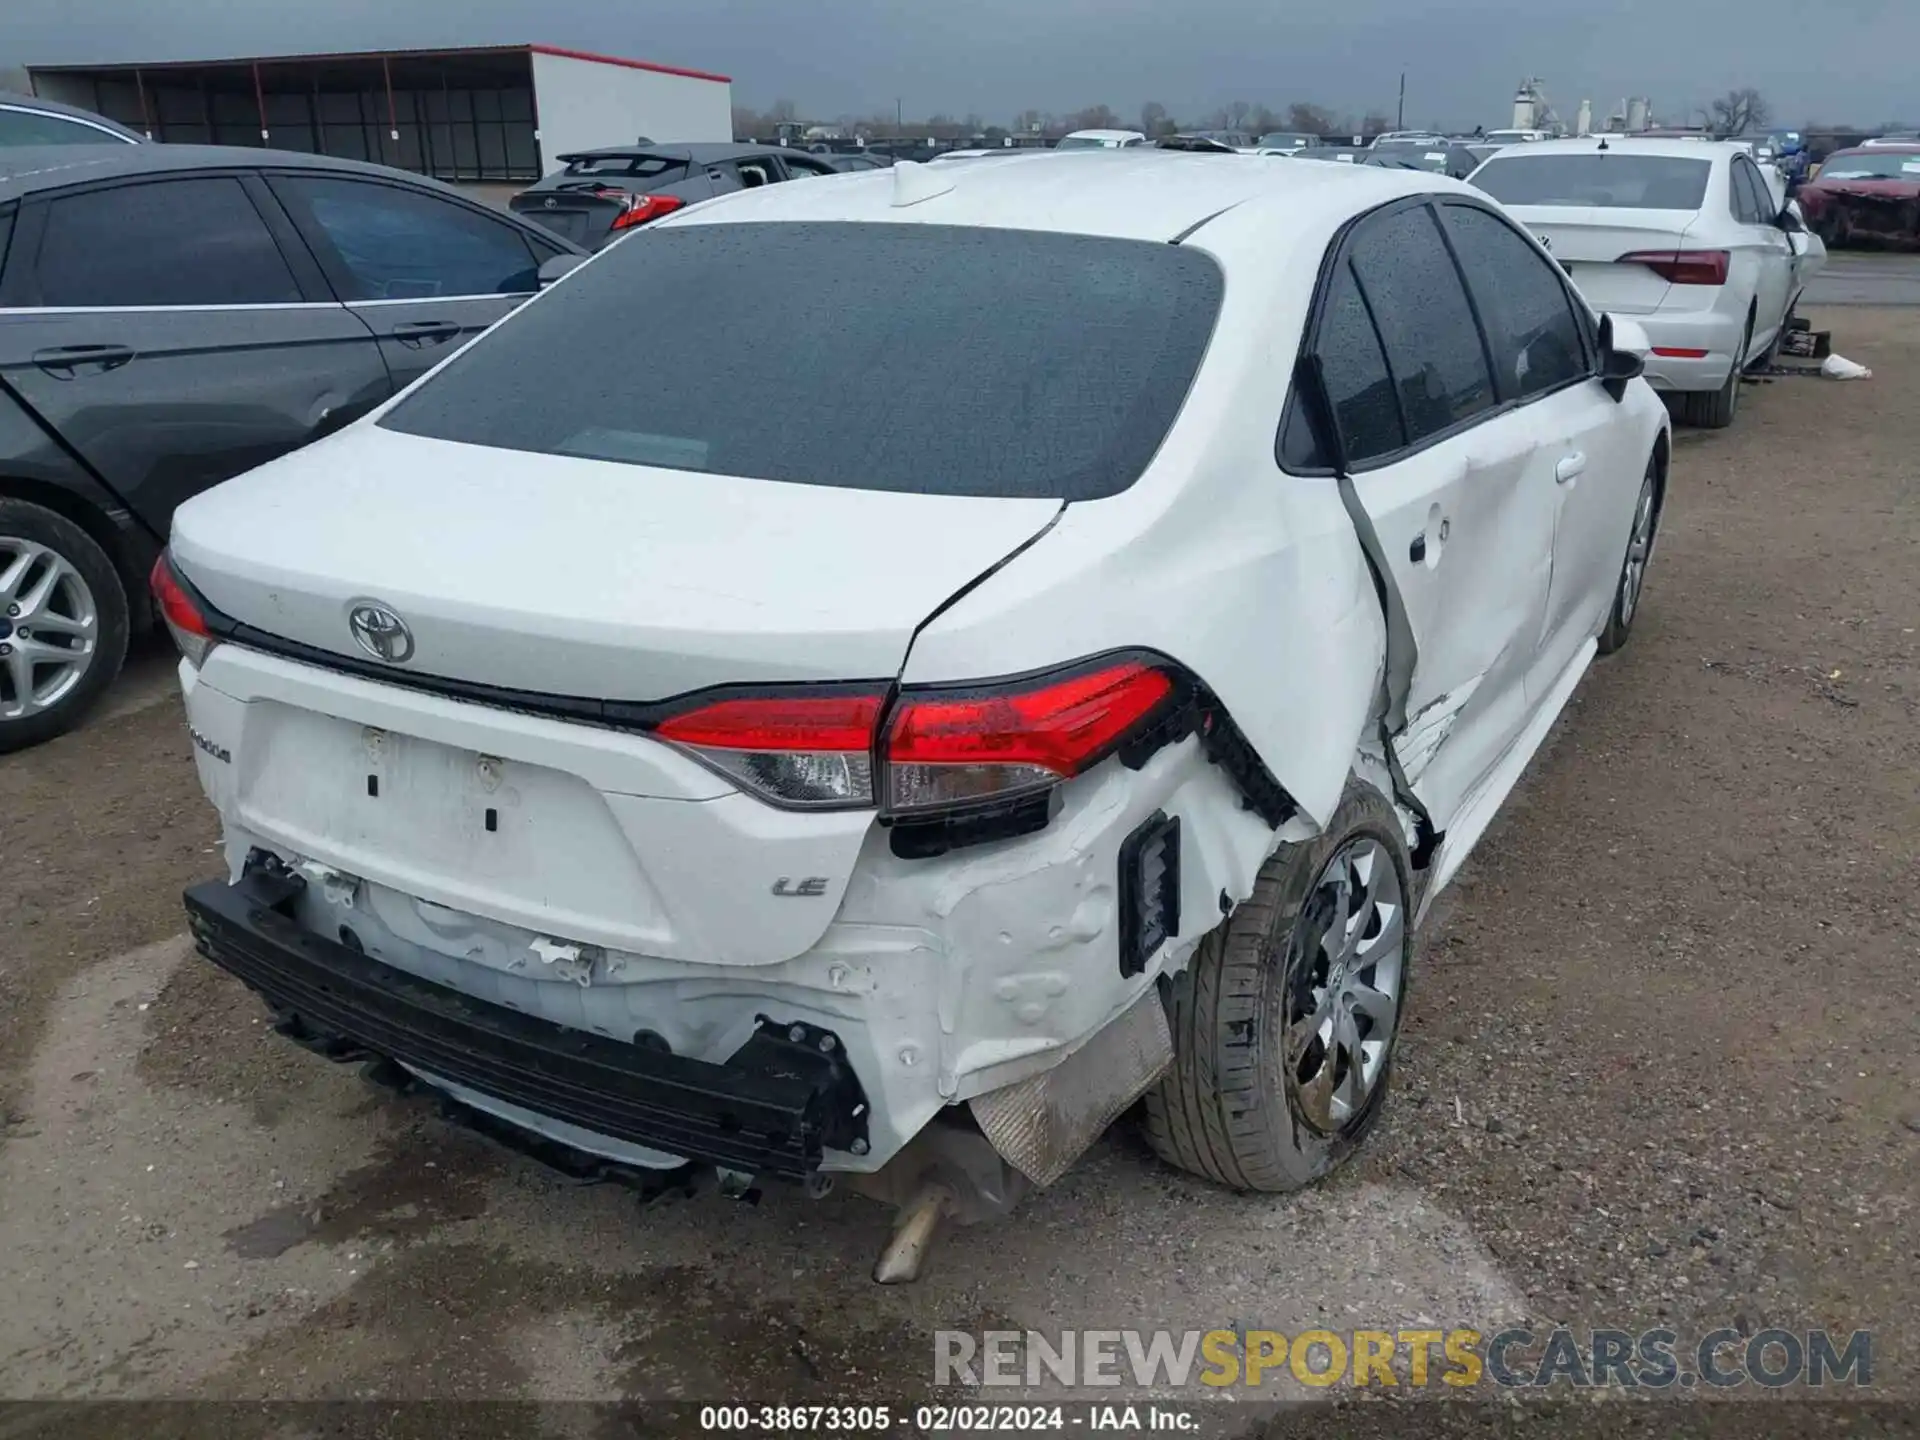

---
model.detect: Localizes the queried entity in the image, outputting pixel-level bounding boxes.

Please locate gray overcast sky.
[7,0,1914,131]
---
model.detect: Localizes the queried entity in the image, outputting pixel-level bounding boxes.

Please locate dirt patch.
[0,693,219,1143]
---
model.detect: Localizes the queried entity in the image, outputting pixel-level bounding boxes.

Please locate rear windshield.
[1472,154,1712,209]
[1818,151,1920,180]
[560,154,686,181]
[380,222,1224,501]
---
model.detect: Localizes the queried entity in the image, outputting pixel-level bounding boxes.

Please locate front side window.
[1348,205,1495,443]
[381,221,1224,501]
[1441,204,1588,401]
[274,175,540,300]
[35,177,300,307]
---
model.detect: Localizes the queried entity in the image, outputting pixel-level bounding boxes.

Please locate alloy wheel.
[1282,836,1407,1135]
[0,537,101,722]
[1619,472,1658,627]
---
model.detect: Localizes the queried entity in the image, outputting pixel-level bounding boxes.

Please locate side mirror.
[537,252,589,288]
[1597,314,1648,402]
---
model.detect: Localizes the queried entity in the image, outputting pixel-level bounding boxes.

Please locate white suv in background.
[1471,137,1825,427]
[158,153,1669,1275]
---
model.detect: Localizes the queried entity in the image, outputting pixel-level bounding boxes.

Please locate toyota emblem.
[348,602,415,664]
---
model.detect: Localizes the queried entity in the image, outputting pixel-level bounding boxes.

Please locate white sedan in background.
[158,154,1669,1273]
[1055,128,1149,149]
[1471,137,1824,427]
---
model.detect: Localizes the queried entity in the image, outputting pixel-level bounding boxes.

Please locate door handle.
[31,344,134,379]
[1555,452,1588,485]
[388,320,461,348]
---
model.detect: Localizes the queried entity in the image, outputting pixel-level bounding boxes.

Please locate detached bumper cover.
[182,870,869,1180]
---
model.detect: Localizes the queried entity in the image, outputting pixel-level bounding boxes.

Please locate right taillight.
[610,193,687,232]
[885,660,1175,815]
[149,553,216,668]
[1618,248,1730,286]
[648,656,1182,819]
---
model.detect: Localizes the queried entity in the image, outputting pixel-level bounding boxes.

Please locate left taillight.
[646,657,1181,818]
[653,690,885,808]
[149,553,216,668]
[610,193,687,232]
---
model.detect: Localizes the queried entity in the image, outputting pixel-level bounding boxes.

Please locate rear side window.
[35,177,301,307]
[0,107,128,147]
[1440,204,1589,400]
[1348,205,1495,442]
[381,222,1224,501]
[1733,161,1774,222]
[1280,261,1404,469]
[273,175,541,300]
[1473,154,1712,209]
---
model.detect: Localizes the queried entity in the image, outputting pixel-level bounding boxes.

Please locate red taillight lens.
[149,553,215,667]
[885,661,1174,815]
[610,193,687,232]
[1618,249,1730,286]
[654,691,884,807]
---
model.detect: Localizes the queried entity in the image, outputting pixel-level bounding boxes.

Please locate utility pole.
[896,97,903,135]
[1397,70,1406,129]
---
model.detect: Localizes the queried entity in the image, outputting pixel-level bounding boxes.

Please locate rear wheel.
[0,500,129,753]
[1679,315,1751,429]
[1144,782,1413,1192]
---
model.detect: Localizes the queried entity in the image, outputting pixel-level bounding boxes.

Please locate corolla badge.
[348,602,415,664]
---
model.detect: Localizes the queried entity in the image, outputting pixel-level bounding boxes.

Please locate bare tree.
[1284,102,1339,135]
[1360,110,1393,137]
[767,98,799,124]
[1140,101,1170,137]
[1014,108,1045,134]
[1067,104,1121,132]
[1247,106,1281,137]
[731,106,766,139]
[1708,88,1770,137]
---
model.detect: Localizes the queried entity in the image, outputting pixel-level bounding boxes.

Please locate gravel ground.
[0,307,1914,1435]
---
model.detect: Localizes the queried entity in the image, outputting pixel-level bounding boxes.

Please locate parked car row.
[0,144,585,748]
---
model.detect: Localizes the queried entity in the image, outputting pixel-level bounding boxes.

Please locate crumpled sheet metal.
[968,986,1174,1186]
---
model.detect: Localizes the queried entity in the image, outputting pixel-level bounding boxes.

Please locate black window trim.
[262,168,566,305]
[1276,193,1601,480]
[7,169,330,310]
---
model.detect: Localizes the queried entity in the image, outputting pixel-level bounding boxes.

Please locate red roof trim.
[527,45,730,85]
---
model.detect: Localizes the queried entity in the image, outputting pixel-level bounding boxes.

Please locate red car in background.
[1797,146,1920,246]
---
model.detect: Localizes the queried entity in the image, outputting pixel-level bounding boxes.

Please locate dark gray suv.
[510,143,840,249]
[0,144,585,750]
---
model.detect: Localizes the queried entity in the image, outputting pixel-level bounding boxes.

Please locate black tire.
[1144,780,1414,1192]
[0,499,130,754]
[1597,453,1662,656]
[1678,315,1751,429]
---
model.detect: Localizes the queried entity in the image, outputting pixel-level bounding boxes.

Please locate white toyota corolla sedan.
[1470,137,1825,428]
[155,151,1670,1275]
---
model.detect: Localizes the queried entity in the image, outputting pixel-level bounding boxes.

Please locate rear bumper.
[184,865,870,1181]
[1636,311,1743,393]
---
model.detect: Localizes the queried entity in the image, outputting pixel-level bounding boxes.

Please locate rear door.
[266,172,562,392]
[1438,199,1641,692]
[1731,157,1793,349]
[0,171,389,535]
[1284,199,1558,827]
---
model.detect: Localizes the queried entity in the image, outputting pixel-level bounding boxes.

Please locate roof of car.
[1478,136,1742,163]
[1062,129,1145,141]
[0,142,475,204]
[0,91,145,142]
[658,147,1453,245]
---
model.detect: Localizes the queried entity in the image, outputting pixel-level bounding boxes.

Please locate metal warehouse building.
[23,44,733,184]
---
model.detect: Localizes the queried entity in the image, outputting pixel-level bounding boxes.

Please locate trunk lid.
[174,425,1060,968]
[1503,205,1697,314]
[170,425,1062,704]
